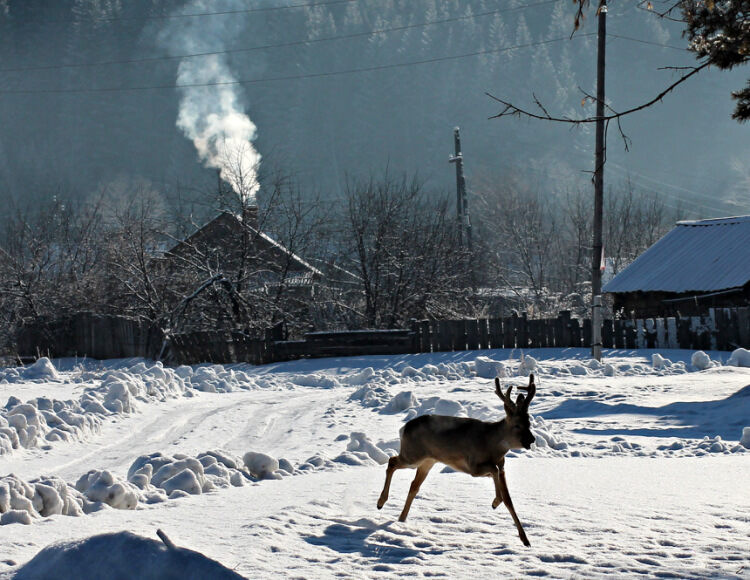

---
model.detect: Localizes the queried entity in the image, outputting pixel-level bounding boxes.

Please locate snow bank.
[12,530,246,580]
[75,470,139,510]
[0,396,100,457]
[0,474,86,525]
[131,450,252,494]
[341,367,375,386]
[727,348,750,367]
[291,374,340,389]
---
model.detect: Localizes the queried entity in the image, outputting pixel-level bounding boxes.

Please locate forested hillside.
[0,0,746,216]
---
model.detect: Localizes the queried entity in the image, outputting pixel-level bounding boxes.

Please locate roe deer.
[377,373,536,546]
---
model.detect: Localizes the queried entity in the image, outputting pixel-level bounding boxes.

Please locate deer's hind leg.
[377,455,408,509]
[398,460,435,522]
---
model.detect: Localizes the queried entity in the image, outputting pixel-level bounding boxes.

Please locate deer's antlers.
[495,374,536,414]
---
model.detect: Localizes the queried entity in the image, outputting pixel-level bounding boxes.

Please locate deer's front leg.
[495,466,530,547]
[490,465,504,509]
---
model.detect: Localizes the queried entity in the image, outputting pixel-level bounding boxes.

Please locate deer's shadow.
[303,517,444,563]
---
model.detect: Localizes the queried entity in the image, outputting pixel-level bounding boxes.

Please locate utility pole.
[591,0,607,361]
[449,127,471,251]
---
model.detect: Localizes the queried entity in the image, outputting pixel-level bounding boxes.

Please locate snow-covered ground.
[0,348,748,579]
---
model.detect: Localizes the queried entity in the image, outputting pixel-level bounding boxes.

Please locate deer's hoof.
[492,498,501,509]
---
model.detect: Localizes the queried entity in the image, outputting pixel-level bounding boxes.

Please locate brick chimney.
[242,205,259,230]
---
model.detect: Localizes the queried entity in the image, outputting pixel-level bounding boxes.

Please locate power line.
[607,33,688,52]
[17,0,360,25]
[0,33,594,96]
[0,0,563,73]
[606,163,732,215]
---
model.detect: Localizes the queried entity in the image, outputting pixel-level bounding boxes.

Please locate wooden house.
[603,216,750,317]
[161,206,322,333]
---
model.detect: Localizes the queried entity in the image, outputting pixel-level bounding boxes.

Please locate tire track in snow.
[0,388,344,481]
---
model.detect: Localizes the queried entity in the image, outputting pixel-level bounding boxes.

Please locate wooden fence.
[15,307,750,365]
[16,313,164,361]
[408,308,750,353]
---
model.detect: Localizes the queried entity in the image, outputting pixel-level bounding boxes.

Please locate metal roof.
[602,215,750,294]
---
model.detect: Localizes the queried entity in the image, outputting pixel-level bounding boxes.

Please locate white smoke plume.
[160,1,261,201]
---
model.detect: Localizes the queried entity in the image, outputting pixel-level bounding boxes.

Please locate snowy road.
[2,387,348,481]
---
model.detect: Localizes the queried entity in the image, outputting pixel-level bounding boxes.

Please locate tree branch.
[487,60,710,126]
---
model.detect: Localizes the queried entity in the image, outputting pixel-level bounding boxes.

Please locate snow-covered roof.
[603,215,750,294]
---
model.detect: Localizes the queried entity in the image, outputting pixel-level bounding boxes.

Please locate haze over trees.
[0,0,747,216]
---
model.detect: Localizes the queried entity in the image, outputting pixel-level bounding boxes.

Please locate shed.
[602,215,750,317]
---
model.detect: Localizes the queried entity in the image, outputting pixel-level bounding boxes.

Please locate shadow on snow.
[542,385,750,440]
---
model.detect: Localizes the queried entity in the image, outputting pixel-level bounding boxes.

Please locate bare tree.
[333,172,471,328]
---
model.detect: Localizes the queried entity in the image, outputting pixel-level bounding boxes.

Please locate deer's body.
[398,415,512,474]
[377,374,536,547]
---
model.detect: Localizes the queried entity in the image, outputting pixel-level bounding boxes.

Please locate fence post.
[478,319,489,350]
[558,311,571,347]
[465,319,479,351]
[738,307,750,348]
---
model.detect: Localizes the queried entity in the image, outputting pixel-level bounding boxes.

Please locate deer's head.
[495,374,536,450]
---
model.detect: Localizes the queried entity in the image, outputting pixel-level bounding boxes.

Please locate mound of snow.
[474,356,506,379]
[341,367,375,386]
[348,384,390,408]
[415,397,466,417]
[345,432,390,464]
[401,366,420,378]
[75,470,139,510]
[652,353,671,369]
[13,530,246,580]
[243,451,280,480]
[0,474,87,525]
[21,357,59,381]
[727,348,750,367]
[741,427,750,449]
[129,450,249,495]
[519,355,538,374]
[530,416,569,452]
[381,391,418,414]
[291,374,340,389]
[434,399,466,416]
[691,351,712,370]
[569,364,588,376]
